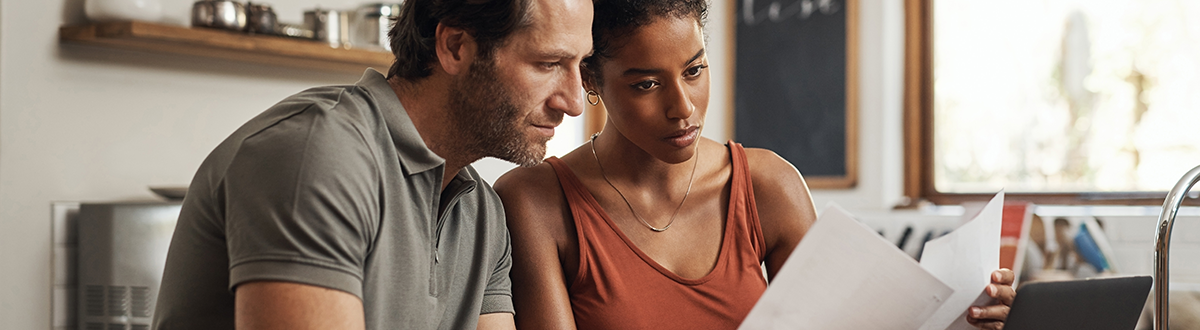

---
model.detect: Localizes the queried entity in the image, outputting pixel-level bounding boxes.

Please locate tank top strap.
[726,141,768,262]
[544,157,606,233]
[544,156,607,288]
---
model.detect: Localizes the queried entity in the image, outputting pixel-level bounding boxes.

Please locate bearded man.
[151,0,593,329]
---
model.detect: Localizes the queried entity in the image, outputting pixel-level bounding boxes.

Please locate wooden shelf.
[60,21,393,73]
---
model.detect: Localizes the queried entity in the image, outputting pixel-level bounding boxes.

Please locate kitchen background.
[2,0,1198,329]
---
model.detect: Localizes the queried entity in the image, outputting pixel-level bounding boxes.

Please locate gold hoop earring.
[586,90,601,106]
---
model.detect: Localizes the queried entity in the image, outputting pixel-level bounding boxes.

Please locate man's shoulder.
[276,85,353,110]
[196,85,380,171]
[274,84,384,124]
[248,84,393,145]
[218,85,367,143]
[461,165,501,198]
[193,85,389,194]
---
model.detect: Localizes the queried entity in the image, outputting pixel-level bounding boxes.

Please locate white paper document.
[918,192,1004,330]
[740,192,1006,330]
[739,205,954,330]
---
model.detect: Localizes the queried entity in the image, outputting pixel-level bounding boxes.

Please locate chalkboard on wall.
[733,0,858,188]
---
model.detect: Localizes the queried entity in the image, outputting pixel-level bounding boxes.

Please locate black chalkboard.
[733,0,857,188]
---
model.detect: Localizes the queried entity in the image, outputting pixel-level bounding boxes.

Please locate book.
[1000,202,1034,283]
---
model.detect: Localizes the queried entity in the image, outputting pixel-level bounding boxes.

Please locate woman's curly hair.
[582,0,708,86]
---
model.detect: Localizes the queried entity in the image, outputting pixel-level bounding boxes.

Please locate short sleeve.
[480,226,515,314]
[224,105,379,299]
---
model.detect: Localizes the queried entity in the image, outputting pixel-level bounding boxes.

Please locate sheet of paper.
[918,192,1004,330]
[740,205,953,330]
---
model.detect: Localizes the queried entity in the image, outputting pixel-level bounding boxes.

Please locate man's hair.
[387,0,534,80]
[582,0,708,85]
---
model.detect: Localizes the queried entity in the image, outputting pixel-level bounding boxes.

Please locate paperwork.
[918,192,1004,330]
[740,193,1004,330]
[739,205,952,330]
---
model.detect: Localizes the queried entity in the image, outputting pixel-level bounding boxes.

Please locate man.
[152,0,592,328]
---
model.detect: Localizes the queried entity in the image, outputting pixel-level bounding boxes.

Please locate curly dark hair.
[387,0,534,80]
[582,0,708,86]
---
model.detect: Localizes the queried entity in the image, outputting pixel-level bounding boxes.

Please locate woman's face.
[595,16,709,163]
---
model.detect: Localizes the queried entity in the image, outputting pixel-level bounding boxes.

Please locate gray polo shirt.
[153,69,513,330]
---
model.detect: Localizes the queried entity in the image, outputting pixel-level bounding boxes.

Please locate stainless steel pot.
[304,8,350,49]
[353,3,403,51]
[246,2,277,35]
[191,0,246,31]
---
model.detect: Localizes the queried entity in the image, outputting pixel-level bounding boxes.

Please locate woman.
[493,0,1014,329]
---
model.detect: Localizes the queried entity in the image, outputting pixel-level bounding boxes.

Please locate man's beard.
[447,58,553,167]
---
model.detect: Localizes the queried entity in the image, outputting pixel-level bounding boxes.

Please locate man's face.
[448,0,593,167]
[447,58,537,166]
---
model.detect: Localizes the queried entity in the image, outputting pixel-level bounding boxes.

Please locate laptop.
[1003,275,1152,330]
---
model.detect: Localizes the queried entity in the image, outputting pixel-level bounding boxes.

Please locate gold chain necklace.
[589,132,699,232]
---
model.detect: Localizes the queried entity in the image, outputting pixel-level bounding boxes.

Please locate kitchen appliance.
[352,3,403,51]
[191,0,247,31]
[76,201,181,330]
[305,8,350,49]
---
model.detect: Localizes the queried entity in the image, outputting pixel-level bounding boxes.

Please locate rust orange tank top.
[545,141,768,330]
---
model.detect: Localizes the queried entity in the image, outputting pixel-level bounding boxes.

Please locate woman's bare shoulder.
[494,161,566,215]
[741,147,816,231]
[740,146,817,278]
[494,158,580,248]
[741,147,805,187]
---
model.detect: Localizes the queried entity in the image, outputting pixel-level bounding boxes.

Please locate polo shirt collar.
[356,69,445,175]
[447,168,479,195]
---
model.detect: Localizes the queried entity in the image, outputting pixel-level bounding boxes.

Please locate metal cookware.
[246,2,277,35]
[305,8,350,49]
[352,3,403,51]
[191,0,246,31]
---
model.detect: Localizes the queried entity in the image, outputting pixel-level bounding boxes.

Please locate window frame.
[901,0,1198,206]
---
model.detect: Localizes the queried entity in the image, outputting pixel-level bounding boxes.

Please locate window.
[905,0,1200,205]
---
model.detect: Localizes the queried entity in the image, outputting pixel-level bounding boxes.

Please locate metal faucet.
[1154,164,1200,330]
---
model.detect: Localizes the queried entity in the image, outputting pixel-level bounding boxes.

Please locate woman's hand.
[967,269,1016,330]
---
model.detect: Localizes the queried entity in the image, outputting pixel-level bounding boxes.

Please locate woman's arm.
[494,165,579,330]
[744,148,818,280]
